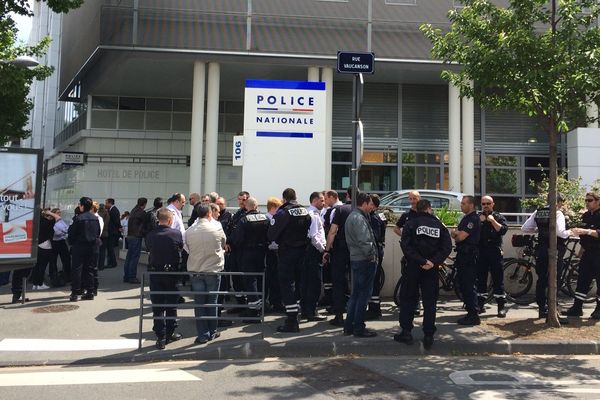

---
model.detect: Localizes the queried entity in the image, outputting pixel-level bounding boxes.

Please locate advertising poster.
[0,148,43,267]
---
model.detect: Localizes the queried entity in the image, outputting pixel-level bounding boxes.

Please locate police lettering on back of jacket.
[395,199,451,350]
[267,188,311,333]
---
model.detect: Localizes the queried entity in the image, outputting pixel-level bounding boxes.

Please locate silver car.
[379,189,464,214]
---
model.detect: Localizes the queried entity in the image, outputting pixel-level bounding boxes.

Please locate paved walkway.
[1,264,599,366]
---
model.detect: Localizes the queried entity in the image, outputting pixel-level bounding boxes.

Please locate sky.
[12,0,34,44]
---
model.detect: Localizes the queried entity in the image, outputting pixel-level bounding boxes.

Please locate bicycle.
[503,235,596,304]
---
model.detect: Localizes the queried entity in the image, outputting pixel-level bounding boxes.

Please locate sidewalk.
[1,264,599,367]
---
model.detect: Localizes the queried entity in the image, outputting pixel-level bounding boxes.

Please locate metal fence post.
[138,272,145,351]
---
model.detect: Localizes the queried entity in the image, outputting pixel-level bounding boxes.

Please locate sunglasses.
[481,202,492,205]
[585,198,597,202]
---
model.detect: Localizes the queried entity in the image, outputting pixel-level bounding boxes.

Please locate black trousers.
[534,244,565,310]
[71,243,96,294]
[106,235,119,268]
[149,274,179,338]
[399,262,438,335]
[278,246,306,317]
[11,267,32,297]
[49,239,71,279]
[455,247,479,313]
[240,247,266,308]
[574,248,600,303]
[331,245,350,315]
[301,245,323,316]
[369,246,384,305]
[31,247,53,285]
[476,246,505,304]
[265,249,282,306]
[31,246,51,285]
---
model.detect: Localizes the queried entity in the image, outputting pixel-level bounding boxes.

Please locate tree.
[421,0,600,326]
[0,0,83,145]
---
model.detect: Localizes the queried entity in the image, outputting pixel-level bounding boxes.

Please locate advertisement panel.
[242,80,327,204]
[0,147,43,269]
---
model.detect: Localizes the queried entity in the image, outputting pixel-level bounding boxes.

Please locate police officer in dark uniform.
[145,207,184,349]
[394,191,421,316]
[477,195,509,317]
[394,199,452,349]
[565,191,600,318]
[320,190,342,307]
[68,197,101,302]
[322,187,354,327]
[452,195,482,325]
[268,188,312,333]
[230,197,269,321]
[365,194,387,320]
[225,191,249,311]
[522,193,571,318]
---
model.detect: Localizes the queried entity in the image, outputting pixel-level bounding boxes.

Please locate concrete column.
[189,61,206,196]
[448,83,461,192]
[204,62,220,193]
[461,81,475,195]
[587,102,598,128]
[86,95,92,129]
[308,66,319,82]
[322,67,333,188]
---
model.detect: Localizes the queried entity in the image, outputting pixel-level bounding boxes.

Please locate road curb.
[2,338,599,368]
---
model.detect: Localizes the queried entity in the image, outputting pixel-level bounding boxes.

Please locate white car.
[379,189,464,214]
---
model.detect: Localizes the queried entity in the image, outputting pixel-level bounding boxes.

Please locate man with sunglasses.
[564,191,600,319]
[477,195,509,317]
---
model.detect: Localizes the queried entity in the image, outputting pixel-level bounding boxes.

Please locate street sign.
[337,51,375,74]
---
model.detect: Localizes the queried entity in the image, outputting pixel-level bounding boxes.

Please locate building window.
[385,0,417,5]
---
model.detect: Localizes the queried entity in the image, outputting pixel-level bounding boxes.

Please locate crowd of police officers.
[18,186,599,350]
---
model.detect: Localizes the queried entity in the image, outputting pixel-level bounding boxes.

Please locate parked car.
[379,189,464,214]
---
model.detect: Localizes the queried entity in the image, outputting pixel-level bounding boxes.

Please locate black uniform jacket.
[267,201,311,248]
[145,225,183,270]
[401,212,452,267]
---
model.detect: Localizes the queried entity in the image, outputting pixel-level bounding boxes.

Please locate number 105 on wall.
[232,135,244,166]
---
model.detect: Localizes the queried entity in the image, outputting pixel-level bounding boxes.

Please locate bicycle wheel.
[502,259,535,305]
[566,261,597,304]
[393,276,402,307]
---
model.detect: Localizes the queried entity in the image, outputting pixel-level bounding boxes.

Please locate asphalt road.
[2,356,600,400]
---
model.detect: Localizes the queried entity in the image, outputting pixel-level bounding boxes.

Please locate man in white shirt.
[167,193,186,237]
[521,192,571,319]
[301,191,327,321]
[185,204,226,344]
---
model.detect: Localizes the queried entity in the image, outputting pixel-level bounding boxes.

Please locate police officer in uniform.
[68,197,101,302]
[365,194,387,320]
[225,191,250,311]
[302,191,327,321]
[565,191,600,318]
[145,207,184,349]
[323,188,354,327]
[394,199,452,349]
[522,193,571,318]
[268,188,312,333]
[452,195,482,325]
[477,195,509,317]
[320,190,343,308]
[394,190,421,316]
[230,197,270,322]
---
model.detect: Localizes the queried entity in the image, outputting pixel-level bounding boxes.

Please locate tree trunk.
[547,122,560,327]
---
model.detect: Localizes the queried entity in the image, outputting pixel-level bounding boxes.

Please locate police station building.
[42,0,600,212]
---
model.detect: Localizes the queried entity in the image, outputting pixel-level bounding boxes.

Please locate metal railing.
[138,271,265,350]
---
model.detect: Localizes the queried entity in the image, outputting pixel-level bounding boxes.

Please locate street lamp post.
[0,55,40,67]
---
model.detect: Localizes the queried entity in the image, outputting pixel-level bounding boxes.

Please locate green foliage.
[420,0,600,132]
[0,0,83,144]
[521,170,587,227]
[434,205,462,227]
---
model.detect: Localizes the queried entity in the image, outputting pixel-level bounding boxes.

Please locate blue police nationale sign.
[337,51,375,74]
